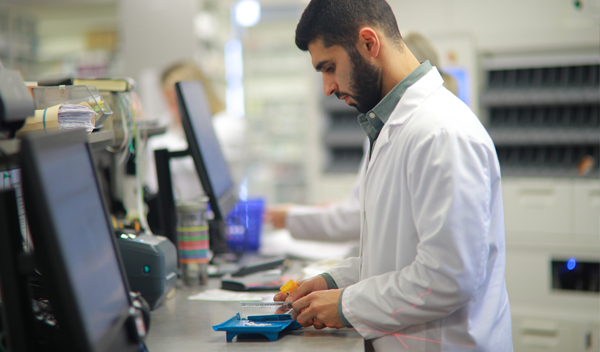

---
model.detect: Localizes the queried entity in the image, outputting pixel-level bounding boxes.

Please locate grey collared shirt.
[357,60,432,159]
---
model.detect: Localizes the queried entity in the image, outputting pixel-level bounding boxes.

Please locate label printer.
[116,232,177,310]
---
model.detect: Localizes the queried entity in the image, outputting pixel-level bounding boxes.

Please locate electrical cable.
[106,92,130,156]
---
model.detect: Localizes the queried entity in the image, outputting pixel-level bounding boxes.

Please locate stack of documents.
[58,103,97,133]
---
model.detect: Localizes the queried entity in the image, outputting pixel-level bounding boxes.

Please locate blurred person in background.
[143,61,246,230]
[265,32,459,243]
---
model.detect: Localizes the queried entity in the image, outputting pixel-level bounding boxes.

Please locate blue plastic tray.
[213,313,302,342]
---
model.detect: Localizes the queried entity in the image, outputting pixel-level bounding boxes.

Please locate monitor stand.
[154,148,229,255]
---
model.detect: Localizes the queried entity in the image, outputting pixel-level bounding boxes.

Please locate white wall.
[389,0,599,54]
[119,0,198,117]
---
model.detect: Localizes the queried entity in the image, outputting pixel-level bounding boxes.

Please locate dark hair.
[295,0,402,52]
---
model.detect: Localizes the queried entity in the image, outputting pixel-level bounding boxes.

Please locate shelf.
[0,129,117,160]
[500,167,599,179]
[88,129,114,148]
[325,162,362,174]
[481,87,600,106]
[488,128,600,146]
[483,54,600,71]
[323,130,365,148]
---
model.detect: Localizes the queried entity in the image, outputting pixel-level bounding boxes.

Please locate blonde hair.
[161,61,225,114]
[403,32,459,97]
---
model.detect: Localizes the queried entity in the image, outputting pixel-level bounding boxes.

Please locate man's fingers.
[313,321,327,330]
[296,310,315,328]
[285,286,310,302]
[273,292,287,301]
[292,295,311,313]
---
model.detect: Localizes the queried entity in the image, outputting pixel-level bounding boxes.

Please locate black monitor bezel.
[174,80,238,222]
[20,129,137,352]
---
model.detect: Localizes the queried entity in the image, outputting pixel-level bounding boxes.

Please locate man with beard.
[274,0,513,351]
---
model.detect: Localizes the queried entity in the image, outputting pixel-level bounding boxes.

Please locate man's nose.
[322,76,337,97]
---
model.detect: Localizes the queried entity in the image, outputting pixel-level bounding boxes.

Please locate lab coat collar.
[366,67,444,170]
[387,67,444,126]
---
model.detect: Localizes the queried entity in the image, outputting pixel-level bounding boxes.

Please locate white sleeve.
[285,181,360,242]
[324,256,362,288]
[341,131,494,339]
[285,139,366,242]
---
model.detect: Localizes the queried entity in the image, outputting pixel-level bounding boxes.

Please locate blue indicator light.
[143,265,151,274]
[566,258,576,271]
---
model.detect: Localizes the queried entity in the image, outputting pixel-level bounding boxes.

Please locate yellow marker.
[280,280,298,296]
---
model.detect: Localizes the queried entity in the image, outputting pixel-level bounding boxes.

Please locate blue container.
[225,198,265,252]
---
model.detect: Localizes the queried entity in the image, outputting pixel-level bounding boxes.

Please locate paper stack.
[57,103,97,133]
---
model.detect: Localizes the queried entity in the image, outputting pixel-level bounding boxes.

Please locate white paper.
[187,289,269,302]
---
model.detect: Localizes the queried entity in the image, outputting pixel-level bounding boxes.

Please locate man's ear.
[356,27,380,59]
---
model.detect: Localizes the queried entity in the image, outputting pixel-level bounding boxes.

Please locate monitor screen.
[21,130,138,352]
[175,80,238,221]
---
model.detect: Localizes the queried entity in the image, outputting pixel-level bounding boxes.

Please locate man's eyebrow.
[315,60,329,72]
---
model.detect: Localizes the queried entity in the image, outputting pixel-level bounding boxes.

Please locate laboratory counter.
[145,279,365,351]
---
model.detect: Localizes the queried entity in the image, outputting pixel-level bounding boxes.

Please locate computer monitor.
[175,80,238,222]
[153,80,237,255]
[19,129,142,352]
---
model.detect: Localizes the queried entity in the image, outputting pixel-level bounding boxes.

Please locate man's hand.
[293,289,344,329]
[273,275,329,303]
[264,204,293,229]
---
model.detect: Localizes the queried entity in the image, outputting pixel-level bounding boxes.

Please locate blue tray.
[213,313,302,342]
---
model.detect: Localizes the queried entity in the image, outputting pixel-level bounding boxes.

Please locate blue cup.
[225,198,265,252]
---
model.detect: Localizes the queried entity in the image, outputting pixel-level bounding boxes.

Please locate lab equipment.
[279,280,298,295]
[213,313,301,342]
[176,198,210,286]
[0,69,33,135]
[116,232,178,310]
[19,129,146,352]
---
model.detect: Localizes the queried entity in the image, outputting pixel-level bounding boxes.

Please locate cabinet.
[483,54,600,351]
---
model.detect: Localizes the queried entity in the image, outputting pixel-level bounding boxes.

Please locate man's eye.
[326,66,334,73]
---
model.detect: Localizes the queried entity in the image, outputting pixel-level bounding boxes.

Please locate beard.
[345,48,383,113]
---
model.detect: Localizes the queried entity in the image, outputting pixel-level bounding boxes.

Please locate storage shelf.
[88,130,115,150]
[481,87,600,106]
[489,128,600,146]
[500,167,599,179]
[323,130,365,147]
[481,55,600,179]
[0,129,120,160]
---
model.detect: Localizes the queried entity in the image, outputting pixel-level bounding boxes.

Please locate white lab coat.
[326,68,513,351]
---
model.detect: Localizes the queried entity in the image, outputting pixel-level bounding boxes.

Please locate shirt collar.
[357,60,432,144]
